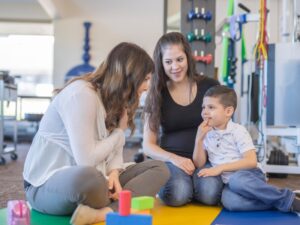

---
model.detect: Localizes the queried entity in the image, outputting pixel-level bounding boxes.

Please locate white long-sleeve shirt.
[23,80,125,187]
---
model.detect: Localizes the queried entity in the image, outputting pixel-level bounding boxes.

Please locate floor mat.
[0,208,70,225]
[0,200,222,225]
[211,209,300,225]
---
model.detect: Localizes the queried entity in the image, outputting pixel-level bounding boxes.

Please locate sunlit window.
[0,33,54,119]
[0,34,54,96]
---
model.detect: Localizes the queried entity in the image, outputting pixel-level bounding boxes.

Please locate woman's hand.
[196,120,212,141]
[170,155,195,175]
[118,108,128,131]
[107,169,123,201]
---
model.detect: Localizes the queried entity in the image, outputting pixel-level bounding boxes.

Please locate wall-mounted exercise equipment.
[219,0,234,87]
[194,51,213,64]
[181,0,216,78]
[65,22,95,82]
[187,7,212,21]
[187,29,212,43]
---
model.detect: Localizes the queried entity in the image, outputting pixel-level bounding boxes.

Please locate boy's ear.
[225,106,234,117]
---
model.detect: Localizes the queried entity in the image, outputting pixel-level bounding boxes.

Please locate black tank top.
[160,77,219,159]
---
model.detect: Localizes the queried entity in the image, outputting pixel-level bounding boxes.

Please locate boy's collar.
[212,119,234,134]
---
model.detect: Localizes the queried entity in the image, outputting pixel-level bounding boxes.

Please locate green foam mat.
[0,208,71,225]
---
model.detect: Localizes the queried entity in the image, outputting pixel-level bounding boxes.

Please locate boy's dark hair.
[204,85,237,110]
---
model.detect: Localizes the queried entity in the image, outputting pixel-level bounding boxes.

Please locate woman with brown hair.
[23,42,170,225]
[143,32,223,207]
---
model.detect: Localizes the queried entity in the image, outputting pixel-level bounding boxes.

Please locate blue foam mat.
[211,209,300,225]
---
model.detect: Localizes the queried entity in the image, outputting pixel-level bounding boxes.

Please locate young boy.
[193,85,300,215]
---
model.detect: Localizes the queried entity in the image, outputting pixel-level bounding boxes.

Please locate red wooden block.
[119,190,131,216]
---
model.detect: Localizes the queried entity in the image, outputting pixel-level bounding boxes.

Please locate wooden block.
[131,196,154,210]
[106,212,152,225]
[119,190,131,216]
[131,208,151,215]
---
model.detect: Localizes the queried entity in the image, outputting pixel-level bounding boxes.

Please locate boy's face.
[201,96,234,130]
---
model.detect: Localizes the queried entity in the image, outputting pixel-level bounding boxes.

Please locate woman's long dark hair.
[144,32,203,132]
[56,42,154,133]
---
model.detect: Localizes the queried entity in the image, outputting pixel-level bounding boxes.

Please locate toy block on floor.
[131,208,151,215]
[106,212,152,225]
[131,196,154,211]
[119,190,131,216]
[7,200,30,225]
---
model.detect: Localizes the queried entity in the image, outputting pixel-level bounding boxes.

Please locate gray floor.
[0,142,299,208]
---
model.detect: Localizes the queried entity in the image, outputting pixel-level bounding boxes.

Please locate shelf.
[262,164,300,174]
[0,78,18,164]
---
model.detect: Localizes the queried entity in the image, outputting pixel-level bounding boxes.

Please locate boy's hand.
[196,119,212,141]
[197,166,222,177]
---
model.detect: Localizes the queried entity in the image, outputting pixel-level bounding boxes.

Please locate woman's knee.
[70,167,109,207]
[159,177,193,207]
[193,172,223,205]
[152,160,171,181]
[71,167,106,188]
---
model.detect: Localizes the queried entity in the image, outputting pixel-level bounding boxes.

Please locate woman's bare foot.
[70,204,113,225]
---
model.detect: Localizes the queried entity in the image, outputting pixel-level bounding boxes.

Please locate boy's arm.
[216,149,257,172]
[193,120,211,168]
[193,138,207,168]
[198,149,257,177]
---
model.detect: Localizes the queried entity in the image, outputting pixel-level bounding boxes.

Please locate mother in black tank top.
[143,32,223,206]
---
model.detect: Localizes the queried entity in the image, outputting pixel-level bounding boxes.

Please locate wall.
[0,2,50,22]
[53,0,164,88]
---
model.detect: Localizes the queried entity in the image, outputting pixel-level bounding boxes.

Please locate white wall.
[53,0,164,88]
[0,2,49,21]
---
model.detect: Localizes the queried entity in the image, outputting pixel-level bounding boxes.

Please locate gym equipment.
[194,52,213,65]
[267,149,289,178]
[181,0,216,77]
[187,8,212,21]
[186,29,212,43]
[0,71,18,165]
[266,43,300,127]
[254,0,268,64]
[65,22,95,82]
[219,0,234,84]
[133,152,145,163]
[226,39,237,88]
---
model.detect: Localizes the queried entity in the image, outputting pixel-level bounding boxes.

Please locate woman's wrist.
[108,169,119,176]
[167,153,177,163]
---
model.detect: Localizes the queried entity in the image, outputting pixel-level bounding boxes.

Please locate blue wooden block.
[106,212,152,225]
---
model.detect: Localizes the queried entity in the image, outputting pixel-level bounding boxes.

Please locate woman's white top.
[23,80,125,187]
